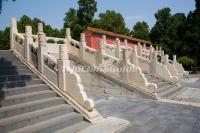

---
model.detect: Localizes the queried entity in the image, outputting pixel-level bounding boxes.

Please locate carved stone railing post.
[164,54,169,65]
[96,40,105,65]
[79,33,86,58]
[10,18,18,50]
[24,26,33,62]
[131,45,138,66]
[102,35,106,44]
[137,42,142,56]
[173,55,177,64]
[58,44,69,90]
[65,28,71,39]
[152,51,158,73]
[37,23,46,74]
[161,50,165,64]
[149,45,154,61]
[115,38,121,59]
[156,46,159,51]
[120,48,129,80]
[124,39,128,47]
[143,43,146,49]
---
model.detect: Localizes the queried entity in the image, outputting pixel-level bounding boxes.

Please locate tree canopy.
[130,21,150,40]
[91,10,129,35]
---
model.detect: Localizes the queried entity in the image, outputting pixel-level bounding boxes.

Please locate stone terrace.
[87,91,200,133]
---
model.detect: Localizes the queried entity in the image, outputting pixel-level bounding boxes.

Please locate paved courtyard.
[87,89,200,133]
[85,74,200,133]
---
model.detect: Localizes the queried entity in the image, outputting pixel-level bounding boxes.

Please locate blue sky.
[0,0,195,30]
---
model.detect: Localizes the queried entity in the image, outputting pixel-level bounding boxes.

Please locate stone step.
[0,69,32,76]
[0,84,50,97]
[157,82,170,88]
[0,79,43,89]
[156,84,176,94]
[0,56,20,61]
[167,87,186,100]
[0,97,65,119]
[9,112,84,133]
[148,78,162,84]
[0,51,14,57]
[0,104,74,132]
[0,60,24,66]
[0,90,57,107]
[159,86,183,98]
[0,65,27,70]
[54,121,91,133]
[0,74,37,83]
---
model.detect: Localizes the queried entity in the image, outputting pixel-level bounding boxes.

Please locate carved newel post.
[120,48,129,80]
[24,26,33,62]
[161,50,165,64]
[79,33,86,58]
[10,18,18,50]
[37,23,46,74]
[131,45,138,66]
[164,54,169,65]
[115,38,121,59]
[137,42,142,56]
[58,44,69,90]
[149,45,154,61]
[102,35,106,44]
[173,55,177,64]
[65,28,71,40]
[152,51,158,73]
[96,40,105,65]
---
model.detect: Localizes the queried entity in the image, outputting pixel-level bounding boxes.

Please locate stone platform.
[87,91,200,133]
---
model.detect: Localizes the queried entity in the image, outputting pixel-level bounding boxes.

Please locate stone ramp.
[0,50,91,133]
[87,91,200,133]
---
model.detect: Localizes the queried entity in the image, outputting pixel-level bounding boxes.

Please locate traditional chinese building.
[84,27,152,49]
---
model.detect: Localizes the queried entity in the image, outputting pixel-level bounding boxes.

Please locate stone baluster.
[65,28,71,39]
[161,50,165,64]
[131,45,138,66]
[152,51,158,73]
[96,40,105,65]
[37,23,46,74]
[149,45,154,61]
[58,44,69,90]
[164,54,169,65]
[124,39,128,47]
[79,33,86,58]
[102,35,106,44]
[24,26,33,62]
[173,55,177,64]
[10,18,18,50]
[143,43,146,49]
[115,38,121,59]
[156,46,159,51]
[137,42,142,56]
[120,48,129,80]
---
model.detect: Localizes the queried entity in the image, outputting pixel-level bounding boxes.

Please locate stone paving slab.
[78,117,129,133]
[87,92,200,133]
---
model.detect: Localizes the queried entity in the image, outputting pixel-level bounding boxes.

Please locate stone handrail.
[10,18,100,121]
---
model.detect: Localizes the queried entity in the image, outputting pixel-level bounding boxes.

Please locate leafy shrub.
[47,39,55,43]
[178,56,194,66]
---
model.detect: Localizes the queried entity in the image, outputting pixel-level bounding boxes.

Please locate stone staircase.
[144,73,186,100]
[0,51,91,133]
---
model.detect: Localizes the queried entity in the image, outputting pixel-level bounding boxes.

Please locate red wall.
[85,33,137,49]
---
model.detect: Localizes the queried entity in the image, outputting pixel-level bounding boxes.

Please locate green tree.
[92,10,129,35]
[77,0,97,26]
[130,21,150,40]
[150,8,187,57]
[63,0,97,40]
[0,27,10,50]
[184,0,200,72]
